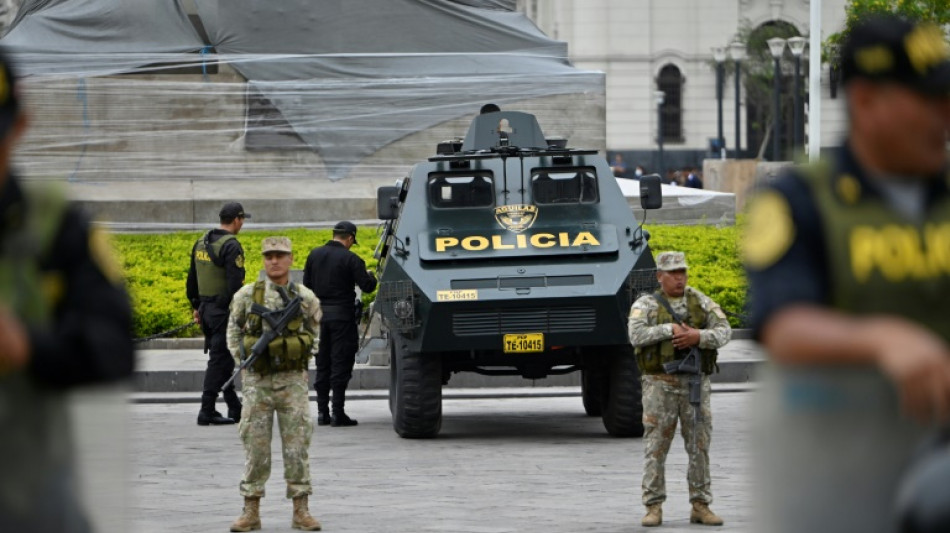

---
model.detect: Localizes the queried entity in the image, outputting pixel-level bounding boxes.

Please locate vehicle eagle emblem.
[494,204,538,233]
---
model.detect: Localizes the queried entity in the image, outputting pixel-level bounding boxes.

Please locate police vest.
[241,281,314,374]
[194,232,236,298]
[635,290,718,375]
[805,167,950,342]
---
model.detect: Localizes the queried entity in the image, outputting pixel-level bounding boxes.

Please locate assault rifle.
[220,295,302,391]
[654,294,704,454]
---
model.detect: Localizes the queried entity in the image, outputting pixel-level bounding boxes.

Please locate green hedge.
[115,224,746,339]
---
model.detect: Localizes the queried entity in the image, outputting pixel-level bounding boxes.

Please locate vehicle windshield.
[531,167,599,204]
[428,173,495,208]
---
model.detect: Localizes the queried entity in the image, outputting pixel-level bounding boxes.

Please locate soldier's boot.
[230,497,261,532]
[291,495,322,531]
[641,504,662,527]
[690,501,724,526]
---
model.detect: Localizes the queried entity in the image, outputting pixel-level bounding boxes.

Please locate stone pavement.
[115,389,756,533]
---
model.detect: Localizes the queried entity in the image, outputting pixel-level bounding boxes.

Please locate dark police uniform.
[0,174,135,532]
[302,223,376,423]
[186,218,246,424]
[745,17,950,531]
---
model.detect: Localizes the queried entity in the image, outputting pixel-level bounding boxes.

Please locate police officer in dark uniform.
[743,15,950,533]
[186,202,248,425]
[0,49,135,532]
[303,220,377,427]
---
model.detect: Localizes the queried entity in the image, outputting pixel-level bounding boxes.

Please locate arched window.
[657,64,683,143]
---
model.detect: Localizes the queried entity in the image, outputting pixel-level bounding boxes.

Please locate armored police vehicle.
[373,111,661,438]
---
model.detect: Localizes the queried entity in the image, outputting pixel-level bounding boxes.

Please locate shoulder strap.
[204,232,236,267]
[653,291,685,324]
[252,280,266,305]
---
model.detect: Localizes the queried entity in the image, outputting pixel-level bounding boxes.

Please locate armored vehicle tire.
[391,340,442,439]
[581,366,608,417]
[602,345,645,437]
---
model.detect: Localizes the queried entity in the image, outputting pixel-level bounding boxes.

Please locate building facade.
[518,0,849,173]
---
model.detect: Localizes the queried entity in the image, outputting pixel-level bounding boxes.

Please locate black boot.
[316,392,331,426]
[331,412,358,427]
[331,386,357,426]
[197,392,235,426]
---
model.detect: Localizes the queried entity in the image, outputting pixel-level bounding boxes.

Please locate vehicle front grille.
[452,306,596,336]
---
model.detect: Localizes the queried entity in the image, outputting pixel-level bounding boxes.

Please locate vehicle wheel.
[602,345,644,437]
[388,341,397,415]
[581,366,607,417]
[391,340,442,438]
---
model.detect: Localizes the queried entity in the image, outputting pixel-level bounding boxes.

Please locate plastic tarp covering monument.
[1,0,605,181]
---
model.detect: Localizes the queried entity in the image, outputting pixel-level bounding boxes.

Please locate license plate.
[503,333,544,353]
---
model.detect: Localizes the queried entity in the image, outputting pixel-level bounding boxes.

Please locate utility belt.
[241,332,313,374]
[320,303,356,322]
[636,345,718,375]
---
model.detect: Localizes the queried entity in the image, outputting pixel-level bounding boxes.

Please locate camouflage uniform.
[628,253,731,508]
[226,276,321,500]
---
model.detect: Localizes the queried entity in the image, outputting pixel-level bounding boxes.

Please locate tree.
[823,0,950,70]
[720,20,802,160]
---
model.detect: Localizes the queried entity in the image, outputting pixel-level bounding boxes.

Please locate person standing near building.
[303,221,377,427]
[628,251,731,527]
[186,202,248,425]
[227,237,322,532]
[0,49,135,532]
[743,15,950,532]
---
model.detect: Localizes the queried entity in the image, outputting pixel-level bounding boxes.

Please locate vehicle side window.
[531,168,598,204]
[428,174,494,208]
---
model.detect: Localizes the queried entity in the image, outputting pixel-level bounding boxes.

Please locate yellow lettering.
[530,233,556,248]
[877,226,909,282]
[559,232,570,247]
[462,236,489,250]
[491,235,514,250]
[435,237,458,252]
[195,250,211,262]
[516,234,527,248]
[925,224,950,276]
[850,226,876,283]
[572,232,601,247]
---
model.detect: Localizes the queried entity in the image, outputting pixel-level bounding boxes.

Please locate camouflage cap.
[656,251,688,271]
[261,236,292,254]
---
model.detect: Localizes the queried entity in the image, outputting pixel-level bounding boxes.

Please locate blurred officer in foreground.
[227,237,322,531]
[628,251,731,527]
[186,201,248,425]
[0,49,134,532]
[743,15,950,533]
[303,221,376,427]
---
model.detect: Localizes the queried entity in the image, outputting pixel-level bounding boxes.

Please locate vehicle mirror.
[377,186,400,220]
[639,174,662,210]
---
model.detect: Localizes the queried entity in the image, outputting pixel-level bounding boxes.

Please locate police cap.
[656,251,688,271]
[840,14,950,94]
[333,220,358,244]
[219,202,250,220]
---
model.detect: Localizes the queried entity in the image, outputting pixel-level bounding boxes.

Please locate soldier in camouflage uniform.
[628,251,731,527]
[226,237,322,532]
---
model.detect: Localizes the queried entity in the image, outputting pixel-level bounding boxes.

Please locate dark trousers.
[314,319,358,415]
[200,303,241,414]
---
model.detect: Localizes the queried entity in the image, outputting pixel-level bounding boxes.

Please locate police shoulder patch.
[742,190,796,270]
[89,227,124,285]
[235,254,245,269]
